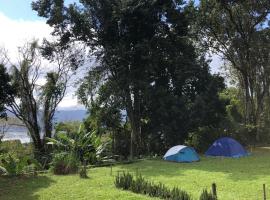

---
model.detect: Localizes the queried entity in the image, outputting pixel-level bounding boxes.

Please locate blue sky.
[0,0,42,20]
[0,0,78,20]
[1,0,200,21]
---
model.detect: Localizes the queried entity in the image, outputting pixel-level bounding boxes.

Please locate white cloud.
[0,12,52,59]
[0,12,84,109]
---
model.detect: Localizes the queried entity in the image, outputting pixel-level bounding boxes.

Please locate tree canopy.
[33,0,226,156]
[195,0,270,132]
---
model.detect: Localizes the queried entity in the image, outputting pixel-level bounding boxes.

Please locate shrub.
[50,152,79,175]
[115,172,191,200]
[199,189,217,200]
[0,154,40,176]
[47,125,106,165]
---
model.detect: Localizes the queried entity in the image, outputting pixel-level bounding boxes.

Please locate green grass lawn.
[1,147,270,200]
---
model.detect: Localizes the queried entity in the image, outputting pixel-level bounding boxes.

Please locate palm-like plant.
[47,125,105,165]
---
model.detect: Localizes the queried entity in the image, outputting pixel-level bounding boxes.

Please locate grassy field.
[1,147,270,200]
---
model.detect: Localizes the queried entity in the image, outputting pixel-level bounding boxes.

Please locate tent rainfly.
[205,137,249,158]
[163,145,200,162]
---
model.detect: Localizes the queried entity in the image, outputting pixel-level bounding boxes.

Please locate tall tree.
[195,0,270,129]
[33,0,226,157]
[40,40,84,140]
[3,41,79,156]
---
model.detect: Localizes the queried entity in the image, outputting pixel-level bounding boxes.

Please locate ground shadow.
[0,175,55,200]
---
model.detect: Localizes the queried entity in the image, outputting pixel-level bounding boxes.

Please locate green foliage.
[186,126,223,152]
[47,124,105,165]
[219,87,270,145]
[33,0,227,158]
[113,124,131,159]
[50,152,79,175]
[80,80,130,159]
[195,0,270,128]
[0,64,14,118]
[115,172,191,200]
[229,124,257,146]
[199,190,217,200]
[55,121,81,137]
[0,154,41,176]
[0,140,33,158]
[48,123,107,177]
[219,88,244,124]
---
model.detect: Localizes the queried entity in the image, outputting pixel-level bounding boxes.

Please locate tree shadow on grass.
[0,175,55,200]
[117,148,270,182]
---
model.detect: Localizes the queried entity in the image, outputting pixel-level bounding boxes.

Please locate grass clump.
[115,172,191,200]
[199,189,217,200]
[79,165,88,179]
[50,152,79,175]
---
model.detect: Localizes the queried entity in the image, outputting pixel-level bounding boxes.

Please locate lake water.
[1,109,87,143]
[2,126,30,143]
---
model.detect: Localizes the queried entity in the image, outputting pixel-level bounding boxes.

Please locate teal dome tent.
[163,145,200,162]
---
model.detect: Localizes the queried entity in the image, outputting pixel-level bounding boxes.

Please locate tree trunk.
[243,75,251,125]
[125,87,141,159]
[133,88,142,154]
[44,117,52,139]
[27,123,44,156]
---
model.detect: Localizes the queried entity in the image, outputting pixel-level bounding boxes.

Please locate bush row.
[115,172,216,200]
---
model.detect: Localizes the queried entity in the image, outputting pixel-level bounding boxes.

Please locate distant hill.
[54,109,88,122]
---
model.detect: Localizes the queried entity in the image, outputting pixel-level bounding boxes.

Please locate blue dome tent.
[163,145,200,162]
[205,137,248,158]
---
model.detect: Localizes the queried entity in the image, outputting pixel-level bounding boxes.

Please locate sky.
[0,0,223,108]
[0,0,43,20]
[0,0,84,109]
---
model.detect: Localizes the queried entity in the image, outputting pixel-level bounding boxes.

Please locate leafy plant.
[0,154,41,176]
[47,124,105,165]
